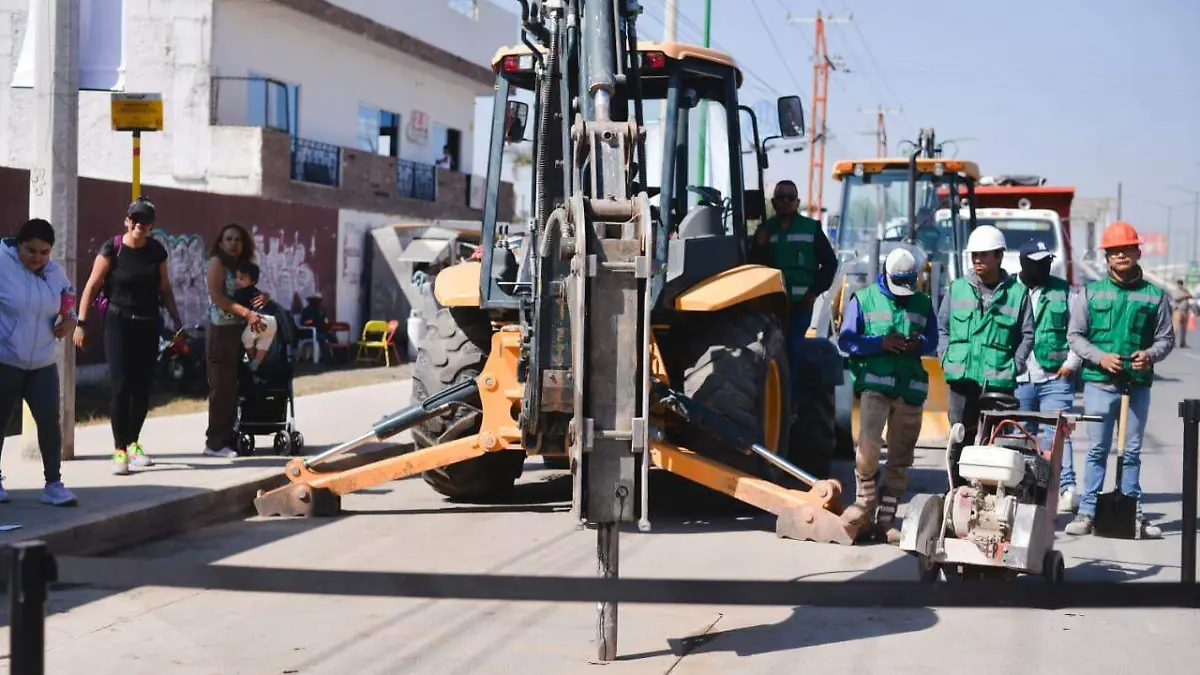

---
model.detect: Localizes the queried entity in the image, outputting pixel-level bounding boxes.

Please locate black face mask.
[1019,257,1052,286]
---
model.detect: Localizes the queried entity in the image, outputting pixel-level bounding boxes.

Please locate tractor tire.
[671,308,792,479]
[411,307,526,501]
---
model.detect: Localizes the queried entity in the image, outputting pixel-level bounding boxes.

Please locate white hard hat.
[965,225,1007,253]
[884,247,919,297]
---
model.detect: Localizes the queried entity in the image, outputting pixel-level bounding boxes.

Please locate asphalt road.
[15,348,1200,675]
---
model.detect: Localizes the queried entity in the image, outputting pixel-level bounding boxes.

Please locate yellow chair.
[355,319,401,366]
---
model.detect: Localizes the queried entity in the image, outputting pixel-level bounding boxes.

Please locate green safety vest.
[764,215,820,304]
[941,275,1027,392]
[1080,275,1163,387]
[1019,275,1072,372]
[848,283,932,405]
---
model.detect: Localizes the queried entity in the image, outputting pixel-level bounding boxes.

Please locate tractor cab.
[830,158,980,317]
[480,41,804,311]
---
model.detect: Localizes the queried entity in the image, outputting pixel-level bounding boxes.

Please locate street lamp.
[1148,200,1191,273]
[1166,185,1200,272]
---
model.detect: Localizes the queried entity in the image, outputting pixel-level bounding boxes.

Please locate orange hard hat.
[1099,221,1143,249]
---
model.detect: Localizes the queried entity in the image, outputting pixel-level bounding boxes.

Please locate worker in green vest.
[1064,221,1174,539]
[837,247,938,544]
[937,225,1034,487]
[1013,239,1083,514]
[753,180,838,400]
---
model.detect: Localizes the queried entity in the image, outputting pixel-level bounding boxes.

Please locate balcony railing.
[397,159,437,201]
[291,137,341,187]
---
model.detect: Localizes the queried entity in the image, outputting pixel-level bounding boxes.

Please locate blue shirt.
[837,275,939,358]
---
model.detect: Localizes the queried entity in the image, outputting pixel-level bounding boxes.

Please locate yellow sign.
[111,93,163,132]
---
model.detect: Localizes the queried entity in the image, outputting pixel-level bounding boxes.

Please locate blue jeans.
[1015,376,1077,488]
[1077,383,1151,518]
[787,306,814,398]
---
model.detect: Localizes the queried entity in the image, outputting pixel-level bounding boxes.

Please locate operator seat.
[979,391,1021,412]
[676,185,726,240]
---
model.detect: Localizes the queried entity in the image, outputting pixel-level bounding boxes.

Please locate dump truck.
[253,0,856,661]
[817,134,982,451]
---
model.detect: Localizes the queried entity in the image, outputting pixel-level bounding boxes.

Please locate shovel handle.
[1117,392,1130,457]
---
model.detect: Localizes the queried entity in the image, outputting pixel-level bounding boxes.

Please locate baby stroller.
[234,301,305,457]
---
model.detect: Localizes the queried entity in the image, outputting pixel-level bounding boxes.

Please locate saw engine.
[947,444,1050,557]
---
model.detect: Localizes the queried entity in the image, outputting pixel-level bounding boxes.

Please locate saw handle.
[988,418,1042,457]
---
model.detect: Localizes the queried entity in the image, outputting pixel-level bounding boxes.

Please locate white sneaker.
[1058,486,1080,514]
[203,446,238,458]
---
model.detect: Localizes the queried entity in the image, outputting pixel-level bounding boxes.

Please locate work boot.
[875,494,901,545]
[1138,517,1163,539]
[1064,514,1093,536]
[841,476,877,539]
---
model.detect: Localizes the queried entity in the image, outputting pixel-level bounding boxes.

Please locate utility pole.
[21,0,80,462]
[694,0,712,188]
[788,10,850,220]
[1117,182,1123,221]
[858,105,901,157]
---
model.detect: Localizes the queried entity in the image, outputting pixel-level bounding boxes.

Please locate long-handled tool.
[1094,365,1139,539]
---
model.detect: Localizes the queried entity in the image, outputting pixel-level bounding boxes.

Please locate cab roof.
[832,158,981,181]
[491,40,743,87]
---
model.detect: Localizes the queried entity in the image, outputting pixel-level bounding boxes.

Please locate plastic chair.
[356,319,401,366]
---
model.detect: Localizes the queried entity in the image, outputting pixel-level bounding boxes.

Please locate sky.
[487,0,1200,264]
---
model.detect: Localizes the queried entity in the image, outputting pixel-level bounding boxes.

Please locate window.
[358,105,400,157]
[247,73,299,136]
[432,125,461,171]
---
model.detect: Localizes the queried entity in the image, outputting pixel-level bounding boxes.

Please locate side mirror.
[777,96,805,138]
[744,189,765,221]
[504,101,529,142]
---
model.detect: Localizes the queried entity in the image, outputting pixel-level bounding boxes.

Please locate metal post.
[132,130,142,200]
[1180,400,1200,584]
[596,522,619,661]
[8,540,54,675]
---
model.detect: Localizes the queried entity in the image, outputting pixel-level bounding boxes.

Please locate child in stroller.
[231,267,305,457]
[233,262,278,374]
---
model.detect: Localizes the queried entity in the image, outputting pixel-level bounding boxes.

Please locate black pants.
[104,310,161,449]
[947,381,984,488]
[0,362,62,483]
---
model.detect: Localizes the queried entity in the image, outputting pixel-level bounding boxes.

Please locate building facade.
[0,0,521,362]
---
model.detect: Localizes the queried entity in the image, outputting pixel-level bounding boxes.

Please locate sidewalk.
[0,378,416,556]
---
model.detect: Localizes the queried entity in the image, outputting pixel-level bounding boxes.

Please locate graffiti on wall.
[150,228,320,327]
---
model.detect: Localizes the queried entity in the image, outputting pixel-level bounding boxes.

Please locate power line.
[750,0,806,95]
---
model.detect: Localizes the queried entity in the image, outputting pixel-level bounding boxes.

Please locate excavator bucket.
[850,356,949,449]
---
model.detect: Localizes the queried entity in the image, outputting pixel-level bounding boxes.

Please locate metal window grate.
[291,137,341,187]
[397,159,437,201]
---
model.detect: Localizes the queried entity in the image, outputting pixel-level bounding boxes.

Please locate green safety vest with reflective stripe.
[764,215,820,303]
[941,275,1027,392]
[1080,275,1163,387]
[1019,275,1072,372]
[848,283,932,405]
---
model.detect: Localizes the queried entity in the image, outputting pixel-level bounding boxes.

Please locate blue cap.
[1019,239,1054,261]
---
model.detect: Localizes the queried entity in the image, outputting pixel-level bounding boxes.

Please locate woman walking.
[204,223,267,457]
[76,197,183,475]
[0,218,79,505]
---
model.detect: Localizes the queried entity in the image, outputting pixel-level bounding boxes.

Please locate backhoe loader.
[253,0,855,660]
[818,129,981,449]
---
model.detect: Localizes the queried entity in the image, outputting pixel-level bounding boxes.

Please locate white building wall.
[0,0,227,191]
[212,0,495,173]
[326,0,519,69]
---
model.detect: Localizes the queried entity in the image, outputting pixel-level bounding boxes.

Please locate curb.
[0,442,411,560]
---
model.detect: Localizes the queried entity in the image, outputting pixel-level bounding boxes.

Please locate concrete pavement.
[6,352,1200,674]
[0,376,414,556]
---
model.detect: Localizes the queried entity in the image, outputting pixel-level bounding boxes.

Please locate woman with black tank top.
[75,197,183,475]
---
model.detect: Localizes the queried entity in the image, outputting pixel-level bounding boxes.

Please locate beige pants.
[857,390,923,500]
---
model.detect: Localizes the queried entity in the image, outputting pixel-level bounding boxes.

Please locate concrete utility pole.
[858,105,901,157]
[22,0,80,462]
[660,0,677,124]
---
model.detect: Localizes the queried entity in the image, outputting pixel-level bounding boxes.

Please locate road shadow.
[617,555,938,661]
[1064,556,1173,582]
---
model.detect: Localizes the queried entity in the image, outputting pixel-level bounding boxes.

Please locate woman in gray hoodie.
[0,218,78,506]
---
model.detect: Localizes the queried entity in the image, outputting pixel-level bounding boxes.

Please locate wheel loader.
[253,0,854,661]
[817,129,982,450]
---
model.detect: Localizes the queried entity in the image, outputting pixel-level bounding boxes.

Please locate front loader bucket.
[850,356,949,450]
